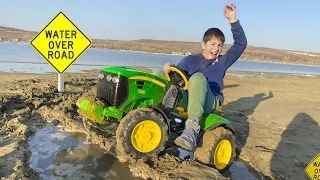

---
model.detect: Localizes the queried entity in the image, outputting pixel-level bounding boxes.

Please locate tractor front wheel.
[194,127,235,172]
[83,117,118,137]
[116,108,168,160]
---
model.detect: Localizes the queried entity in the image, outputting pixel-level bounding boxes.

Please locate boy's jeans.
[153,70,219,123]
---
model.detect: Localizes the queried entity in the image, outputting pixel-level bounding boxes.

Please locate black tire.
[194,127,236,172]
[116,108,168,160]
[82,117,118,137]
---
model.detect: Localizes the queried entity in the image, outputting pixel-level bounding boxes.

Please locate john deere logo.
[138,89,145,94]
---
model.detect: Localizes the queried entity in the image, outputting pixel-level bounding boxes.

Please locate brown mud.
[0,69,319,180]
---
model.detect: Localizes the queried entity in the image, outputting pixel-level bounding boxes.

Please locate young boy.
[163,2,247,151]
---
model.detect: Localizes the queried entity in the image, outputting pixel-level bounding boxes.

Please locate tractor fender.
[206,122,235,135]
[151,106,171,133]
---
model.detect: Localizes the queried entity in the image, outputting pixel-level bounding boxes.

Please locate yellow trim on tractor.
[129,76,166,88]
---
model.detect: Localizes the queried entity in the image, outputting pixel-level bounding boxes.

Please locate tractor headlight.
[106,75,113,82]
[98,72,104,80]
[112,76,119,83]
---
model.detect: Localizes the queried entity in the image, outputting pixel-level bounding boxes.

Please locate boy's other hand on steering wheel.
[164,62,172,74]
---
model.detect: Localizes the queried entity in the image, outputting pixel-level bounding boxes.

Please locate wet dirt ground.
[0,69,320,180]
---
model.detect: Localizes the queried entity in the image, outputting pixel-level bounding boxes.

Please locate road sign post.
[58,73,64,92]
[30,12,92,92]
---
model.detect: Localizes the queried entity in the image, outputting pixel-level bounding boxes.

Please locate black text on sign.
[46,30,77,59]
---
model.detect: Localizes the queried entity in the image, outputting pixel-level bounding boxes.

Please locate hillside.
[0,26,37,42]
[1,26,319,65]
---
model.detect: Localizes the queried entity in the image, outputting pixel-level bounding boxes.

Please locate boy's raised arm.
[221,3,248,69]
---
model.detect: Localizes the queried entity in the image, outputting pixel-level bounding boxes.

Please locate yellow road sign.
[305,154,320,180]
[31,12,91,74]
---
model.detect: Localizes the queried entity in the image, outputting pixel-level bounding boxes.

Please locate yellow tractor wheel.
[194,127,235,172]
[116,108,168,160]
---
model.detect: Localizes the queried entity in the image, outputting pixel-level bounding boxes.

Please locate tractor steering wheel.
[165,66,189,91]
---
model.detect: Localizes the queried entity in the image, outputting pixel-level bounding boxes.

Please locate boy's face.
[201,37,223,59]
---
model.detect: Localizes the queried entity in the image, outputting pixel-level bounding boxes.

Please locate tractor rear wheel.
[116,108,168,160]
[194,127,235,172]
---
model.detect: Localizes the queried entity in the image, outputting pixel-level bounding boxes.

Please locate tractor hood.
[100,66,168,84]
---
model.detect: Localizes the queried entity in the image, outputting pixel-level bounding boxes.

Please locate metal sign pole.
[58,73,64,92]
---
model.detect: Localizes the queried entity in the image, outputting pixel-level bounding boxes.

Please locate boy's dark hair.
[202,28,225,44]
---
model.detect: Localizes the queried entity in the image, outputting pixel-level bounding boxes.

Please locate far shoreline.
[1,41,320,67]
[107,48,320,68]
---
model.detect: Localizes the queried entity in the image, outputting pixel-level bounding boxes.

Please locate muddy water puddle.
[28,124,263,180]
[28,125,142,180]
[179,149,264,180]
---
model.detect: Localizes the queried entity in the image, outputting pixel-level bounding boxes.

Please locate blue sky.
[1,0,319,52]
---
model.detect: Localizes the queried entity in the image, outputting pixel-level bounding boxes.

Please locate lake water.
[1,41,320,75]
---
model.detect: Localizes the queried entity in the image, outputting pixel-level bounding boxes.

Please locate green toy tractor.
[76,66,236,172]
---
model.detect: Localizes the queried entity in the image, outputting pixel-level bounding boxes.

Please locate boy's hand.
[224,2,237,23]
[164,62,172,73]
